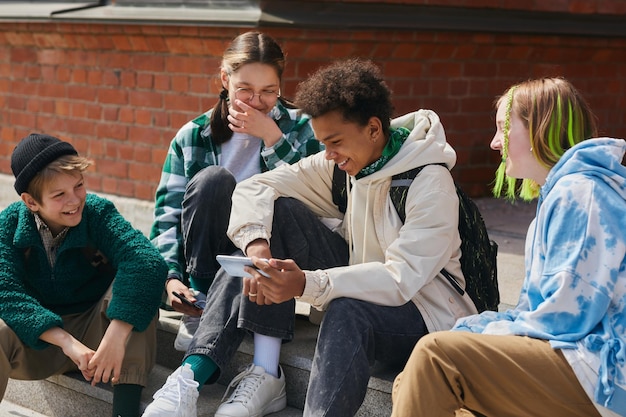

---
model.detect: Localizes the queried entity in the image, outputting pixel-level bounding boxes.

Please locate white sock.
[253,333,281,378]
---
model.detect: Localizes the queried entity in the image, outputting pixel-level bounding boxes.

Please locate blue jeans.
[181,166,238,292]
[186,197,428,416]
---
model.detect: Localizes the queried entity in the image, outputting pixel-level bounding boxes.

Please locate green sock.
[183,354,218,389]
[112,383,142,417]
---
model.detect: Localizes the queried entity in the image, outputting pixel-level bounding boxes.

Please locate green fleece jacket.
[0,193,167,350]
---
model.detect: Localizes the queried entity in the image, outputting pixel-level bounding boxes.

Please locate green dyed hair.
[492,77,598,200]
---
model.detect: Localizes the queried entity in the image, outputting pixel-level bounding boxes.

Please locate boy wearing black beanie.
[0,133,168,417]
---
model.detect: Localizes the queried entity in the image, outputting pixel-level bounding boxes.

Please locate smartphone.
[216,255,270,278]
[172,291,204,310]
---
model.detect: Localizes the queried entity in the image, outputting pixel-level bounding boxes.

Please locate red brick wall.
[1,20,625,199]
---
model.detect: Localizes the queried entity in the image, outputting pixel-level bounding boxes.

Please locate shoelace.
[154,371,189,404]
[221,364,262,403]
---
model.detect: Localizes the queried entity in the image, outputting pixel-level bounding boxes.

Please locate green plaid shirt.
[150,102,321,280]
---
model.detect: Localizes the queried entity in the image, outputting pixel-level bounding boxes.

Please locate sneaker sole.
[214,393,286,417]
[262,393,287,415]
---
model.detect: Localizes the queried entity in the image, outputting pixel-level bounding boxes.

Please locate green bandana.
[356,127,410,179]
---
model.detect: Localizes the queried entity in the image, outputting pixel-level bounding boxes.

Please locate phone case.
[216,255,270,278]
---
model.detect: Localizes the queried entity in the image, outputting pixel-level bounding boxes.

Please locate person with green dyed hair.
[492,77,598,200]
[392,77,626,417]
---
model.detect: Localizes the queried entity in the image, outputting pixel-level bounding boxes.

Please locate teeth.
[338,159,348,167]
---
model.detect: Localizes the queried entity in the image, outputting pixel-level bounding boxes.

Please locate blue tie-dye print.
[453,138,626,415]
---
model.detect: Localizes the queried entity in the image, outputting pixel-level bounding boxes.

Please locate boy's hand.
[167,279,203,317]
[87,320,132,386]
[63,338,97,381]
[246,257,306,305]
[39,327,95,382]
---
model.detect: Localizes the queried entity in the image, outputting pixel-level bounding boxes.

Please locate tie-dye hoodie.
[453,138,626,415]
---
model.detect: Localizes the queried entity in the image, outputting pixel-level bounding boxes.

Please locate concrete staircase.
[4,304,396,417]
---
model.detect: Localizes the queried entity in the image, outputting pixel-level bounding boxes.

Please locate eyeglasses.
[234,87,281,103]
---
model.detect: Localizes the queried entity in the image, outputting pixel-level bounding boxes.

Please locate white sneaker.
[174,290,207,352]
[215,364,286,417]
[142,364,199,417]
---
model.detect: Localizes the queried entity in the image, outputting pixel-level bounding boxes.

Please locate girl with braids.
[391,78,626,417]
[149,32,320,352]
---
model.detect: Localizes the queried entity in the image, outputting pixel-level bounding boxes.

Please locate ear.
[21,192,40,212]
[367,116,383,143]
[220,68,229,91]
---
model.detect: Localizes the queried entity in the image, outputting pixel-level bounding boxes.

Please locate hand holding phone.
[216,255,270,278]
[172,291,204,310]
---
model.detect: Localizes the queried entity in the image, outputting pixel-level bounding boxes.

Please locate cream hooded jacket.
[228,110,478,332]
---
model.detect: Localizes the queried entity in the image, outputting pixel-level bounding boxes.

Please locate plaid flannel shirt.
[150,102,321,280]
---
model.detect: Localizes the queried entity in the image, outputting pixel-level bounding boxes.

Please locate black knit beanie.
[11,133,78,195]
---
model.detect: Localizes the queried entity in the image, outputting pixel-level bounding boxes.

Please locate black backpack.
[331,164,500,312]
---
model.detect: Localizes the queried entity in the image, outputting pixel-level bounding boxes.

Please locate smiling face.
[22,170,86,235]
[312,111,386,176]
[221,62,280,114]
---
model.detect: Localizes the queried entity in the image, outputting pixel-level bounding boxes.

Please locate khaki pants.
[391,331,602,417]
[0,286,157,399]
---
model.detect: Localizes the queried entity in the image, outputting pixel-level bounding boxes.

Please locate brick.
[10,48,36,63]
[152,148,168,165]
[97,122,128,140]
[164,56,207,76]
[99,52,131,69]
[111,35,133,52]
[135,109,152,126]
[171,75,190,93]
[132,55,165,72]
[66,119,96,137]
[129,90,162,109]
[128,126,163,146]
[129,161,162,182]
[137,73,154,89]
[71,68,87,84]
[39,83,66,99]
[97,158,128,178]
[98,88,128,105]
[116,179,136,198]
[163,93,200,112]
[100,175,117,194]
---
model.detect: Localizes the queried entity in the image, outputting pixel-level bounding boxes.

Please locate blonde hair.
[493,77,598,200]
[27,155,92,202]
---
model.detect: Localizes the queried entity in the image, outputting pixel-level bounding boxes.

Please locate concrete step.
[3,306,395,417]
[156,305,396,416]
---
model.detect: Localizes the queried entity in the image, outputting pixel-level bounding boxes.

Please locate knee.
[187,166,236,196]
[323,298,367,330]
[273,197,307,218]
[410,331,463,365]
[184,166,236,210]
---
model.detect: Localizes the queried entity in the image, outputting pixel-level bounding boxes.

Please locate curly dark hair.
[295,59,393,133]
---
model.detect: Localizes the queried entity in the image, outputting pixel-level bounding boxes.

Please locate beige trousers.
[391,331,602,417]
[0,287,157,399]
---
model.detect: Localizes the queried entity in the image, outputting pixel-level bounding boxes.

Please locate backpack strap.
[332,163,348,214]
[331,162,446,220]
